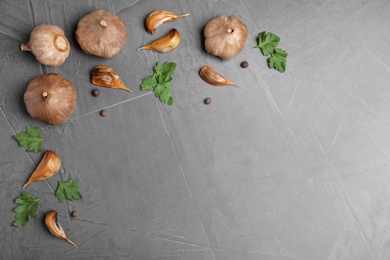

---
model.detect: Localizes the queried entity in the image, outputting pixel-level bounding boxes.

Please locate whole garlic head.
[204,15,248,60]
[24,73,77,125]
[21,24,70,67]
[75,9,128,58]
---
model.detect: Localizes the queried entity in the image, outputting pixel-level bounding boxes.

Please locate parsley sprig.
[13,192,40,227]
[255,31,288,73]
[13,126,46,153]
[55,179,83,203]
[141,62,176,105]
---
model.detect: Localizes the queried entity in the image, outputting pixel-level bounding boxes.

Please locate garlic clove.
[199,65,238,87]
[91,65,132,92]
[23,150,60,188]
[45,210,77,249]
[145,10,189,34]
[138,29,180,53]
[21,24,70,67]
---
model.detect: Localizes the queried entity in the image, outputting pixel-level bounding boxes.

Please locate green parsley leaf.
[55,178,82,203]
[141,75,157,91]
[13,126,46,153]
[154,83,165,97]
[141,61,176,105]
[268,48,288,73]
[12,192,39,227]
[159,62,176,82]
[255,32,280,56]
[160,89,173,105]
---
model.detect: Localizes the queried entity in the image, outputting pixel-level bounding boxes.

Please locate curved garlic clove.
[23,150,60,188]
[145,10,189,34]
[45,210,77,249]
[199,65,238,87]
[91,65,132,92]
[137,29,180,53]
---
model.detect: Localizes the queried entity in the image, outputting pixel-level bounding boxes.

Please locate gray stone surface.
[1,0,390,259]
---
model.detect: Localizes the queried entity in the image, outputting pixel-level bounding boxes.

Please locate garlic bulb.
[204,15,248,59]
[75,10,128,58]
[21,24,70,67]
[24,73,77,125]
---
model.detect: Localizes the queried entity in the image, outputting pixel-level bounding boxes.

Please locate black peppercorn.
[71,210,78,218]
[100,109,108,117]
[92,89,100,97]
[240,61,249,68]
[204,97,212,105]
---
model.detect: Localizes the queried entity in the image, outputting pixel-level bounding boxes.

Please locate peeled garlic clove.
[91,65,132,92]
[138,29,180,53]
[199,65,237,87]
[45,210,77,249]
[23,150,60,188]
[21,24,70,67]
[145,10,189,34]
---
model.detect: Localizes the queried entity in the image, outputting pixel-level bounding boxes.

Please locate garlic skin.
[199,65,237,87]
[76,10,128,58]
[91,65,132,92]
[23,150,60,188]
[24,73,77,125]
[204,15,248,59]
[45,210,77,249]
[138,28,180,53]
[21,24,70,67]
[145,10,189,34]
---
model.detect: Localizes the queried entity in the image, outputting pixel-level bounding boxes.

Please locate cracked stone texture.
[1,0,390,259]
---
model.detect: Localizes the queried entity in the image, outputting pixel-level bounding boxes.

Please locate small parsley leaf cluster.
[255,31,288,73]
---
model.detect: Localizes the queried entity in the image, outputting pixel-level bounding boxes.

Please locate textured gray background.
[1,0,390,259]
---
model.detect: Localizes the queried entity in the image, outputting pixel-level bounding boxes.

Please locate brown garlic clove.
[24,73,77,125]
[199,65,238,87]
[21,24,70,67]
[138,29,180,53]
[91,65,132,92]
[45,210,77,249]
[76,10,128,58]
[23,150,60,188]
[145,10,189,34]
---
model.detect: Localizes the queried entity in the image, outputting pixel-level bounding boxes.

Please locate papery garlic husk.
[23,150,60,188]
[45,210,77,249]
[199,65,237,87]
[21,24,70,67]
[91,65,132,92]
[204,15,248,59]
[138,29,180,53]
[24,73,77,125]
[145,10,189,34]
[76,9,128,58]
